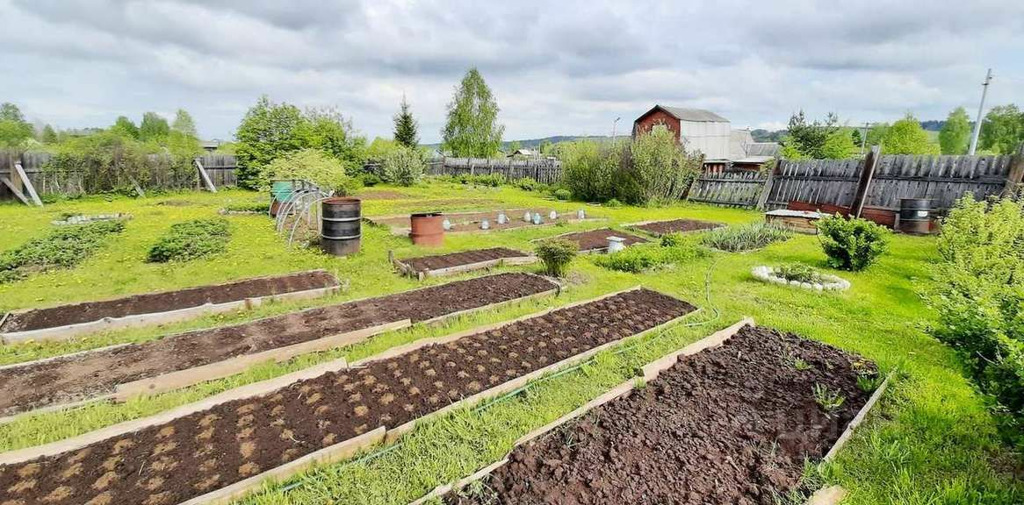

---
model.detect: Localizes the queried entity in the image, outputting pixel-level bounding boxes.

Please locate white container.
[523,211,532,222]
[481,219,490,230]
[577,209,586,219]
[607,236,626,253]
[549,210,558,220]
[442,218,452,231]
[497,212,507,224]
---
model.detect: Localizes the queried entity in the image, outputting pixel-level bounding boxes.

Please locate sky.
[1,0,1022,143]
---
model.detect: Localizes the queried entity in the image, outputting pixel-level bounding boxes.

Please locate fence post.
[851,145,881,218]
[1001,143,1024,197]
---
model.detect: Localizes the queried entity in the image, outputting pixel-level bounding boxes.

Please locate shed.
[632,105,731,160]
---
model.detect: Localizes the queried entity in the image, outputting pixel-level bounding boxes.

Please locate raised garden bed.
[0,289,696,505]
[0,270,342,343]
[629,218,725,236]
[439,324,880,505]
[393,248,536,279]
[368,208,600,235]
[546,228,648,253]
[0,273,559,419]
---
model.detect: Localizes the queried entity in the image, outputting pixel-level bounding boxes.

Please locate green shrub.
[534,238,578,277]
[381,146,425,186]
[593,241,704,273]
[621,126,702,205]
[816,215,889,271]
[605,198,622,208]
[263,148,356,195]
[928,194,1024,427]
[222,202,270,214]
[701,223,791,252]
[147,218,231,263]
[559,140,618,202]
[359,173,382,187]
[0,220,126,284]
[515,177,537,191]
[660,232,684,248]
[553,188,572,201]
[775,263,826,284]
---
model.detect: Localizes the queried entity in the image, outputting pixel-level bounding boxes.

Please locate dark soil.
[634,219,725,236]
[446,325,876,505]
[558,228,648,252]
[0,289,695,505]
[1,271,340,333]
[0,273,558,417]
[369,208,577,233]
[401,248,530,274]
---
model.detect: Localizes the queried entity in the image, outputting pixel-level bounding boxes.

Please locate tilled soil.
[0,289,695,505]
[0,273,557,417]
[557,228,648,252]
[0,271,340,334]
[633,219,725,236]
[446,325,876,505]
[401,248,530,274]
[369,209,576,233]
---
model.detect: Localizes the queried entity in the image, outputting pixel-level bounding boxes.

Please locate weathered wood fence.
[1,153,238,202]
[688,146,1024,217]
[424,157,563,184]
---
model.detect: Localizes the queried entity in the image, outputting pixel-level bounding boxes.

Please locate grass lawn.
[0,182,1020,504]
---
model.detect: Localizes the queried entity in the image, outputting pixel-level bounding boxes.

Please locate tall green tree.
[393,96,419,148]
[939,107,971,155]
[171,109,198,138]
[139,112,170,141]
[441,68,504,157]
[235,96,305,189]
[881,114,939,154]
[40,124,58,144]
[111,116,140,139]
[780,111,853,159]
[979,104,1024,155]
[0,102,33,150]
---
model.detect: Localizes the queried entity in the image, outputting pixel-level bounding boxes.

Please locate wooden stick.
[13,162,42,206]
[821,374,891,464]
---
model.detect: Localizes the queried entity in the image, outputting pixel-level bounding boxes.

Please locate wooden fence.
[1,153,238,202]
[688,146,1024,216]
[425,157,563,184]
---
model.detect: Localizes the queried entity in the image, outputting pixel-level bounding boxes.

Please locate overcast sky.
[2,0,1022,143]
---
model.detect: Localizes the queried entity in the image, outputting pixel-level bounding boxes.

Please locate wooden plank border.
[821,373,892,464]
[407,317,751,505]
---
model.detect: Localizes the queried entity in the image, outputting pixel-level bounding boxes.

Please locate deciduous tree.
[111,116,140,139]
[139,112,170,141]
[171,109,198,138]
[0,102,33,150]
[939,107,971,155]
[441,68,504,157]
[881,114,939,155]
[979,104,1024,155]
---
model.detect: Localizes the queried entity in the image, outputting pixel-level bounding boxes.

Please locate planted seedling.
[856,374,883,393]
[812,383,845,417]
[790,356,811,371]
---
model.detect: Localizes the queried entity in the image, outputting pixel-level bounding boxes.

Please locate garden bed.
[0,289,695,505]
[0,273,559,419]
[393,247,536,279]
[549,228,648,253]
[629,218,725,236]
[0,270,341,343]
[368,208,599,235]
[441,324,877,504]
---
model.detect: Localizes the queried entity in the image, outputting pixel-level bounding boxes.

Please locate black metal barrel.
[321,197,361,256]
[898,198,932,235]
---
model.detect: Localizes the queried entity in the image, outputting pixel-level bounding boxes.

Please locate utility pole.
[860,122,869,155]
[968,68,993,155]
[611,117,621,140]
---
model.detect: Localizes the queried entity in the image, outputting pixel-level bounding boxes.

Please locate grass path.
[0,184,1019,504]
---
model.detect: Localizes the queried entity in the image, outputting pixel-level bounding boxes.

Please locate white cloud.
[0,0,1021,142]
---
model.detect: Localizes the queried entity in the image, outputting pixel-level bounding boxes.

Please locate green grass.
[0,182,1020,504]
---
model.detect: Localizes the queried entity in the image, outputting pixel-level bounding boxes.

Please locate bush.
[816,215,889,271]
[147,218,231,263]
[929,194,1024,426]
[775,263,826,284]
[660,232,684,248]
[701,223,791,252]
[593,241,704,273]
[263,148,356,195]
[381,146,425,186]
[359,173,382,187]
[535,238,578,277]
[605,198,622,208]
[0,220,126,284]
[553,188,571,201]
[621,126,702,205]
[559,140,619,202]
[515,177,537,191]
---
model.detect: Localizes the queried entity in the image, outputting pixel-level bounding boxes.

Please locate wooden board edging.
[821,373,892,465]
[0,357,352,465]
[113,320,411,401]
[804,485,848,505]
[181,426,386,505]
[1,283,341,344]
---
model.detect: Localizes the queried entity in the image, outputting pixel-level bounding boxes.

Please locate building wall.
[678,120,731,160]
[633,110,681,142]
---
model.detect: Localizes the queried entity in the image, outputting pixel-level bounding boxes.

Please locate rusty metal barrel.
[898,198,932,235]
[321,197,361,256]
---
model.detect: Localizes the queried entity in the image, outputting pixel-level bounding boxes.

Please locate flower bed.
[752,265,850,291]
